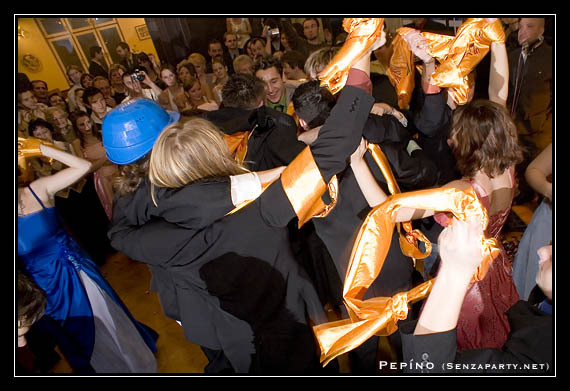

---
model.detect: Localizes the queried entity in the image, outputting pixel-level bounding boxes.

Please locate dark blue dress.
[18,186,158,373]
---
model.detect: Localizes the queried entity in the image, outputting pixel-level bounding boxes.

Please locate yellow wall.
[116,18,159,61]
[17,18,70,91]
[17,17,159,93]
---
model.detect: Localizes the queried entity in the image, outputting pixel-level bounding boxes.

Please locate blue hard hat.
[102,98,180,165]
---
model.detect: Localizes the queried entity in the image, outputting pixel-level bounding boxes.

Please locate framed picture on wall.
[135,24,150,40]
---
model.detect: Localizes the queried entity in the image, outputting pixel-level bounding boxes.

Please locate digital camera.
[131,69,145,82]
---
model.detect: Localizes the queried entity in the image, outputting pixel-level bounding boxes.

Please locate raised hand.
[319,18,384,94]
[402,28,433,63]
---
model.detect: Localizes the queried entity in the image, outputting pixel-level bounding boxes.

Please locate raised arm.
[350,138,389,207]
[259,35,379,227]
[486,19,509,106]
[525,143,553,201]
[403,28,452,137]
[25,142,91,201]
[140,70,164,99]
[414,217,485,335]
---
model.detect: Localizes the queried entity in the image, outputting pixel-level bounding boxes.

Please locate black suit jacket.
[202,105,306,172]
[223,49,243,74]
[411,87,460,186]
[507,42,552,126]
[88,60,109,78]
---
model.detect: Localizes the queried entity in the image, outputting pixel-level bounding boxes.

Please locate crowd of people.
[17,17,553,376]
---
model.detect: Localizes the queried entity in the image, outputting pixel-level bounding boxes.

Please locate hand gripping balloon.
[388,18,505,108]
[17,137,63,183]
[319,18,385,95]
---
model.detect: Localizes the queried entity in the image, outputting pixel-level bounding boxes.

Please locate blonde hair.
[149,117,249,205]
[304,46,340,80]
[233,54,253,69]
[108,63,127,80]
[46,106,68,124]
[188,53,206,67]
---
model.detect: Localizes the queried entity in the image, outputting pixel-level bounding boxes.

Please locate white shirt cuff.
[230,172,262,206]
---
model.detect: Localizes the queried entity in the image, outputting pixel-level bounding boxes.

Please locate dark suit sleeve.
[399,309,553,374]
[108,180,233,264]
[399,318,459,373]
[152,179,235,229]
[265,115,306,166]
[108,212,196,266]
[260,85,375,227]
[311,85,375,183]
[412,89,452,138]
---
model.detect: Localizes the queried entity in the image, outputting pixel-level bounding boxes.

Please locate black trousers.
[55,178,114,266]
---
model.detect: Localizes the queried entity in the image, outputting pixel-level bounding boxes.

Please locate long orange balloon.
[388,18,506,108]
[319,18,385,95]
[313,185,501,366]
[313,143,501,366]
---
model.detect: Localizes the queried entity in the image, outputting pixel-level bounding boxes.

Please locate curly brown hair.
[449,99,524,178]
[113,156,150,197]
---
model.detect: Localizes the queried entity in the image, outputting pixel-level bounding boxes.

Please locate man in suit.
[116,42,138,72]
[507,17,552,155]
[88,46,109,78]
[223,32,243,74]
[206,39,226,74]
[201,73,305,172]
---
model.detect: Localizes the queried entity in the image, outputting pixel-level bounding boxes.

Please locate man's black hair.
[222,73,266,110]
[291,80,336,128]
[28,118,54,135]
[89,46,103,59]
[280,50,307,71]
[82,86,103,106]
[253,54,283,75]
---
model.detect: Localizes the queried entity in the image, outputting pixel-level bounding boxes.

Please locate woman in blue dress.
[17,138,158,373]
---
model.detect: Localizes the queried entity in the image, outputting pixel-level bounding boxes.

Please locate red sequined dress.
[435,167,520,351]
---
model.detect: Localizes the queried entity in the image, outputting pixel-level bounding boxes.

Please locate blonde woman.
[107,45,377,373]
[232,54,254,75]
[211,59,230,105]
[187,52,216,102]
[304,46,340,80]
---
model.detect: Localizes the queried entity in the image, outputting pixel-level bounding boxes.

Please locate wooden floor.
[49,253,209,374]
[47,200,539,375]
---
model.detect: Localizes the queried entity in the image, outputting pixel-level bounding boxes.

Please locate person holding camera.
[120,68,163,104]
[261,22,283,57]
